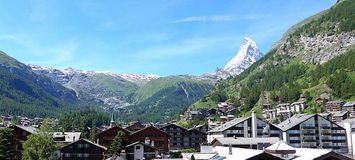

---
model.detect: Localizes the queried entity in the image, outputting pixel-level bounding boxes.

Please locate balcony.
[303,131,316,135]
[301,125,316,129]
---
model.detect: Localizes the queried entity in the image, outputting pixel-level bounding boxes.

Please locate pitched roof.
[213,137,280,146]
[159,123,187,131]
[130,126,169,136]
[96,126,130,136]
[125,141,159,151]
[186,128,207,134]
[213,146,264,160]
[344,101,355,107]
[277,114,314,131]
[265,140,295,152]
[330,110,348,117]
[208,116,250,133]
[14,125,37,134]
[59,138,107,151]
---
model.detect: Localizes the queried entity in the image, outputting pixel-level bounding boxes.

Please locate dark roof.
[130,126,169,136]
[125,122,146,131]
[96,126,131,136]
[313,151,352,160]
[59,138,107,151]
[247,152,283,160]
[11,125,37,134]
[186,128,207,135]
[159,123,187,131]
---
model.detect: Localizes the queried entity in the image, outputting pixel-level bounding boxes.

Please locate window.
[78,153,83,157]
[65,153,70,157]
[77,144,83,148]
[84,153,89,157]
[84,144,90,148]
[136,146,141,150]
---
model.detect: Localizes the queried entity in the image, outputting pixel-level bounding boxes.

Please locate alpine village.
[0,0,355,160]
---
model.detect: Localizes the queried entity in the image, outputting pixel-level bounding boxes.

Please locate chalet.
[125,141,160,160]
[207,112,282,143]
[262,109,277,120]
[129,126,169,153]
[277,114,348,153]
[96,126,131,149]
[290,101,308,113]
[10,125,37,160]
[160,123,187,151]
[326,101,345,112]
[217,102,236,115]
[57,139,107,160]
[125,122,146,132]
[330,111,350,123]
[343,101,355,117]
[183,128,207,151]
[184,110,202,121]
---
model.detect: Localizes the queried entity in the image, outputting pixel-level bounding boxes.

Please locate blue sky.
[0,0,335,76]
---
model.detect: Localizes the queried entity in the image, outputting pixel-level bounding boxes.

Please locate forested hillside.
[192,0,355,116]
[0,52,82,117]
[120,76,214,122]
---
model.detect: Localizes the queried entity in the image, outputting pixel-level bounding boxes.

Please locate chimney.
[252,111,257,138]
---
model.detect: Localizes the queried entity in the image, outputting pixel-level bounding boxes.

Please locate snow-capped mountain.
[218,37,263,78]
[30,65,160,86]
[29,65,160,109]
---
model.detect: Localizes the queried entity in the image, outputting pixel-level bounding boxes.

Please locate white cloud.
[170,15,257,23]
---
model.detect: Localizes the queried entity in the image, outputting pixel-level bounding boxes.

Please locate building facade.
[96,126,131,149]
[160,123,187,151]
[326,101,345,112]
[208,112,282,143]
[183,128,207,151]
[277,114,348,153]
[10,125,37,160]
[57,139,107,160]
[129,126,169,153]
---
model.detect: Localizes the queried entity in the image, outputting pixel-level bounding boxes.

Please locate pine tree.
[80,118,90,139]
[0,128,15,159]
[109,131,127,155]
[90,120,98,142]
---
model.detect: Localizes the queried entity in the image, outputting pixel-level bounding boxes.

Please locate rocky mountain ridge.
[216,37,263,79]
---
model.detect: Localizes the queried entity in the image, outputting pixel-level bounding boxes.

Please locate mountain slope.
[30,65,159,109]
[0,51,80,117]
[224,37,263,75]
[215,37,263,79]
[120,76,214,122]
[192,0,355,115]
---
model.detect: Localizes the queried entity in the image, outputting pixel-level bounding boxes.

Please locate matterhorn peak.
[221,37,263,77]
